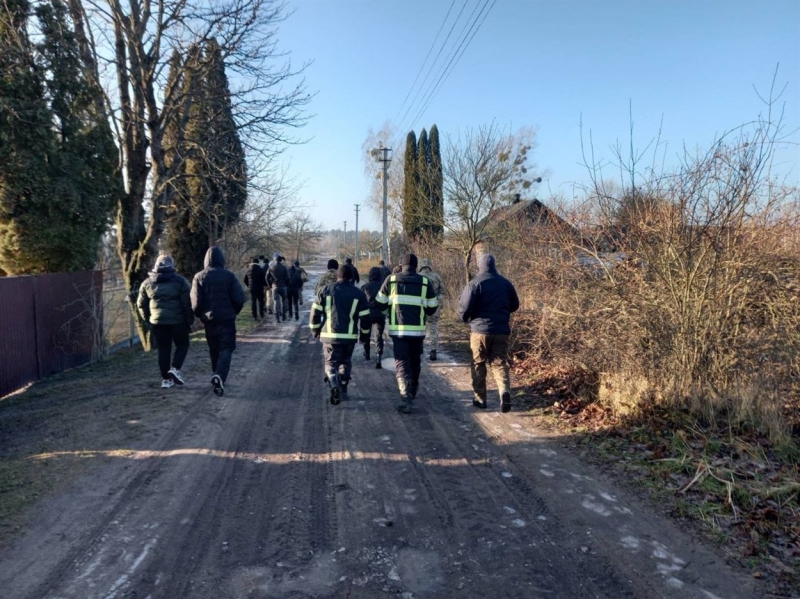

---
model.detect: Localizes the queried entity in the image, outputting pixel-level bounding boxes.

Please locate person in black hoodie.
[458,254,520,413]
[191,246,245,396]
[344,257,360,284]
[361,266,387,368]
[137,255,193,389]
[286,262,304,320]
[267,255,290,323]
[244,256,266,320]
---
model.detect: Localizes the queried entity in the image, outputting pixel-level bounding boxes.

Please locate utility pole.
[343,221,347,258]
[353,204,360,266]
[375,146,392,263]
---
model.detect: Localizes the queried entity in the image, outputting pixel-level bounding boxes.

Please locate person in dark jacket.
[361,266,387,368]
[310,265,370,404]
[244,256,266,320]
[458,254,520,413]
[191,246,245,396]
[344,257,360,284]
[292,260,309,305]
[286,263,304,320]
[137,255,194,389]
[375,253,438,413]
[315,259,339,294]
[267,255,290,323]
[378,259,392,282]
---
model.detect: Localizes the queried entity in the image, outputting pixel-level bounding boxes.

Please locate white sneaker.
[161,378,174,389]
[168,367,185,385]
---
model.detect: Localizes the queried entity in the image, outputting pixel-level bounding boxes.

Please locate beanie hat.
[327,259,339,270]
[400,253,418,270]
[294,260,300,267]
[337,265,353,281]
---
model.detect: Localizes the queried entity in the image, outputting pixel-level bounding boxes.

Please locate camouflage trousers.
[469,332,510,402]
[425,310,440,353]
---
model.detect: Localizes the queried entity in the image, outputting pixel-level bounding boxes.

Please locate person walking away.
[191,246,245,397]
[287,263,304,320]
[293,260,309,304]
[267,255,290,322]
[265,252,279,314]
[361,266,387,368]
[418,258,445,361]
[375,253,438,413]
[344,257,360,284]
[137,255,193,388]
[315,259,339,295]
[309,265,370,404]
[378,259,392,283]
[458,254,520,413]
[244,256,266,320]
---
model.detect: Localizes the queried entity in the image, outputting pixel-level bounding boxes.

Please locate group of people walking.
[244,254,308,323]
[137,246,244,397]
[310,252,519,415]
[137,247,520,414]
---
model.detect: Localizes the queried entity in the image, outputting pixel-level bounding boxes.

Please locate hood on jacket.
[478,254,497,274]
[204,246,226,269]
[368,266,383,282]
[154,255,176,274]
[418,258,432,271]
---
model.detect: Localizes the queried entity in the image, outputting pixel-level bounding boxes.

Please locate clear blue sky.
[275,0,800,230]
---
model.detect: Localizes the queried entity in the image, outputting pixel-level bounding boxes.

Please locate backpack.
[289,267,303,288]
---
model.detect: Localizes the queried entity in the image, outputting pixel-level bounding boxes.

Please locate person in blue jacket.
[458,254,519,413]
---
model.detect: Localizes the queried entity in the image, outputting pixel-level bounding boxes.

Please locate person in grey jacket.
[191,246,245,396]
[137,255,194,389]
[458,254,520,413]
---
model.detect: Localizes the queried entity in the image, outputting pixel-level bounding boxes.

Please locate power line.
[394,0,471,138]
[406,0,496,134]
[392,0,457,127]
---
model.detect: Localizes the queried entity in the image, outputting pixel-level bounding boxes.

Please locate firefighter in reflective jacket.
[310,265,371,405]
[374,253,438,414]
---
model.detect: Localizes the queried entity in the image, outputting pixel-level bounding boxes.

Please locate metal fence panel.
[0,271,103,398]
[34,271,103,377]
[0,276,39,398]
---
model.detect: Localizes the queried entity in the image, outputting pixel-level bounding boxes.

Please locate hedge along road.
[0,263,756,599]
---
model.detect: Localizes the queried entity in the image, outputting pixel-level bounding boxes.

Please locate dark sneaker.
[295,313,299,321]
[330,386,341,405]
[472,398,487,409]
[211,374,224,396]
[168,367,185,385]
[375,357,382,370]
[161,378,174,389]
[501,391,511,413]
[429,350,437,361]
[396,397,412,414]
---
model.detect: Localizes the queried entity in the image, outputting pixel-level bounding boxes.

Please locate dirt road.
[0,264,757,598]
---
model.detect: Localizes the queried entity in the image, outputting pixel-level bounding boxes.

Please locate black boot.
[429,350,437,361]
[375,353,382,369]
[364,345,370,361]
[396,379,412,413]
[340,381,348,401]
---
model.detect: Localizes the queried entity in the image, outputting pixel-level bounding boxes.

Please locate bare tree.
[282,210,322,262]
[70,0,311,347]
[443,124,540,281]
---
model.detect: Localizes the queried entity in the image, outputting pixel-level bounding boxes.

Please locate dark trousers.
[323,342,356,383]
[151,323,190,379]
[392,336,424,385]
[272,287,287,318]
[365,315,385,355]
[250,290,265,319]
[203,320,237,382]
[287,289,300,317]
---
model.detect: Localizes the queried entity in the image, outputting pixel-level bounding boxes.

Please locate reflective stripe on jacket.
[374,269,438,337]
[310,281,370,342]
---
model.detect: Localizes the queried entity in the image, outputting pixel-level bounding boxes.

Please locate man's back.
[192,247,245,323]
[459,255,519,335]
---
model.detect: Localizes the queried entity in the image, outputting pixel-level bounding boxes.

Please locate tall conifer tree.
[428,124,444,239]
[402,131,420,238]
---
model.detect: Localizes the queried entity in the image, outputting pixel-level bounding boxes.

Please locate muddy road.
[0,264,756,598]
